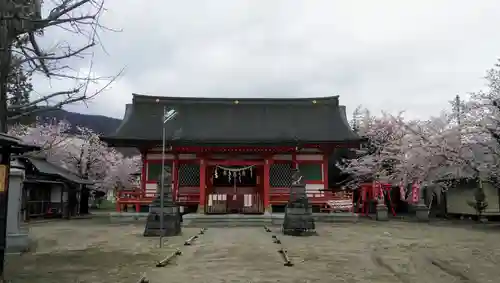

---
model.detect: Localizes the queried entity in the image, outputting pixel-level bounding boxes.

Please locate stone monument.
[282,168,316,236]
[414,184,429,222]
[6,162,30,253]
[143,169,182,237]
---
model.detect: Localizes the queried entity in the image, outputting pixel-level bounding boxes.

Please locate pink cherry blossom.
[8,120,140,192]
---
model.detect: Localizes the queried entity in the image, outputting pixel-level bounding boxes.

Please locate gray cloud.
[34,0,500,120]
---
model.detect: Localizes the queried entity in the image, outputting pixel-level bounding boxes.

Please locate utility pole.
[159,106,177,248]
[454,94,463,181]
[454,94,462,146]
[454,94,461,127]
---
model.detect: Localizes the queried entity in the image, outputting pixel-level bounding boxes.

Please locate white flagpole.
[160,106,166,248]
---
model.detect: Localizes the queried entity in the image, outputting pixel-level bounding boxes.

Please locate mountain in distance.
[36,109,139,156]
[37,109,122,135]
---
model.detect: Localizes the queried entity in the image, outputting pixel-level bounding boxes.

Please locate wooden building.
[102,94,361,214]
[17,156,92,220]
[418,144,500,218]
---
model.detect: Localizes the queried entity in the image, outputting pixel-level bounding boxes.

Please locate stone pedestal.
[265,204,272,213]
[7,167,30,253]
[143,175,182,237]
[282,169,315,236]
[197,205,205,214]
[375,204,388,221]
[414,203,429,222]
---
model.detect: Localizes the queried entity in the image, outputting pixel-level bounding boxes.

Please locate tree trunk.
[79,185,90,215]
[67,190,78,219]
[0,30,12,133]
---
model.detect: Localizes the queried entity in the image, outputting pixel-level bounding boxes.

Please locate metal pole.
[159,106,166,248]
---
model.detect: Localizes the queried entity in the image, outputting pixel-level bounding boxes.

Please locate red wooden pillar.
[140,150,147,194]
[263,157,271,213]
[198,158,207,213]
[323,152,329,191]
[292,152,298,169]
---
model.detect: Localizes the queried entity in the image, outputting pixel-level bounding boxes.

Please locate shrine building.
[101,94,361,214]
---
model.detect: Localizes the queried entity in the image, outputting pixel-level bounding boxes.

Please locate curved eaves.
[111,103,133,136]
[339,105,349,126]
[334,105,360,141]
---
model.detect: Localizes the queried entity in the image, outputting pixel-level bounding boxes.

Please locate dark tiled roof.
[0,133,40,153]
[102,94,360,146]
[22,156,93,185]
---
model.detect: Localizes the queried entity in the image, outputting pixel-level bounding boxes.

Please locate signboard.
[0,165,7,192]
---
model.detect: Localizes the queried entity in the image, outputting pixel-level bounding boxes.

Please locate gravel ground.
[5,219,500,283]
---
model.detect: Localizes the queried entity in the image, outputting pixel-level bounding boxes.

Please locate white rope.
[216,165,255,172]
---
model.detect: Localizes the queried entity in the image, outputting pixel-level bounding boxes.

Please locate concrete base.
[6,233,30,254]
[264,205,272,213]
[182,212,358,227]
[414,204,429,222]
[196,205,205,214]
[376,205,389,221]
[106,212,359,227]
[183,213,274,227]
[109,212,148,223]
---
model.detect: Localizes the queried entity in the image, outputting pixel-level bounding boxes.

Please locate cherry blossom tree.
[340,107,472,212]
[9,120,140,195]
[339,109,407,187]
[8,119,72,164]
[391,114,464,182]
[459,60,500,183]
[59,125,140,213]
[338,61,500,216]
[104,154,141,191]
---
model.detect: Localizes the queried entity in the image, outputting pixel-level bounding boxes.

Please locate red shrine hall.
[101,94,361,214]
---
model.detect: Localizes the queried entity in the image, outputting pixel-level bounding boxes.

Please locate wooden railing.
[116,190,155,212]
[116,187,353,213]
[269,188,352,210]
[269,188,334,203]
[116,186,201,212]
[177,186,200,204]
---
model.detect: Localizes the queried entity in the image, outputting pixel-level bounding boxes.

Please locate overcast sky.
[36,0,500,120]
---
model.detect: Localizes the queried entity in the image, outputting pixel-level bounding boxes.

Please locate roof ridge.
[132,93,339,105]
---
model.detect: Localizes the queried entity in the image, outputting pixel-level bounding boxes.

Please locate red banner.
[411,181,420,203]
[399,181,406,201]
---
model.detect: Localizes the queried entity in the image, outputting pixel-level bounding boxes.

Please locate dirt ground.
[5,219,500,283]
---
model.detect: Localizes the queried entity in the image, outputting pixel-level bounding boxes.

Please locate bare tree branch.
[0,0,121,130]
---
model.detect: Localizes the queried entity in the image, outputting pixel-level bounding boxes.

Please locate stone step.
[312,213,359,223]
[185,218,274,223]
[182,213,277,228]
[106,212,358,226]
[184,221,273,228]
